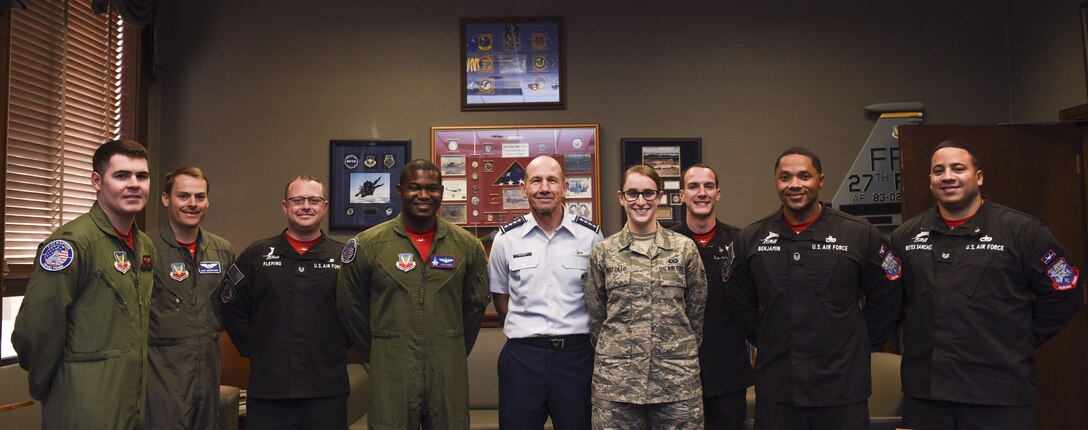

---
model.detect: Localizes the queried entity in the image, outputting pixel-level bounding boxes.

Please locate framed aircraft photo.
[620,138,702,228]
[329,139,411,231]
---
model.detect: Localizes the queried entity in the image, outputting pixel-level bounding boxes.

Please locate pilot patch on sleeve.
[1047,258,1079,291]
[341,238,357,264]
[39,239,75,272]
[879,244,901,281]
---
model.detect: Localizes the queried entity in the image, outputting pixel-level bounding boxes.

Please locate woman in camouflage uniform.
[583,164,708,429]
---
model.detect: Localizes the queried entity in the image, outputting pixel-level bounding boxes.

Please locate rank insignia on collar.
[1047,258,1079,291]
[170,263,189,281]
[430,254,456,269]
[396,253,417,272]
[114,251,131,274]
[198,261,222,274]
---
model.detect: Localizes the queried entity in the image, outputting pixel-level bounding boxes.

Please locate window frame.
[1,1,150,365]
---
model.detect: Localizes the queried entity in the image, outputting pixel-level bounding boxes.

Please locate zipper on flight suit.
[129,235,146,415]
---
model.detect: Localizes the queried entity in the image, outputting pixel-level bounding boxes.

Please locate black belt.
[509,334,589,350]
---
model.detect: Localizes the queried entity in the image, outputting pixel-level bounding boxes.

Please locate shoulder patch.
[220,279,237,303]
[1047,258,1080,291]
[879,245,902,281]
[499,216,527,234]
[39,239,75,271]
[341,238,357,264]
[574,216,600,233]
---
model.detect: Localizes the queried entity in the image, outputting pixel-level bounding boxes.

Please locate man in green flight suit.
[337,158,491,429]
[146,166,234,429]
[13,140,156,430]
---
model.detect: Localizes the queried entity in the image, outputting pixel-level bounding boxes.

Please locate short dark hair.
[399,159,442,187]
[92,140,148,175]
[163,166,209,195]
[774,147,823,174]
[933,140,982,170]
[622,164,663,192]
[283,175,326,198]
[681,163,719,187]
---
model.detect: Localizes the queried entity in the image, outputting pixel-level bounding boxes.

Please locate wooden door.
[898,123,1087,429]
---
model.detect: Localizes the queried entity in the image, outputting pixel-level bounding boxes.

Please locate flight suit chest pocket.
[148,284,185,343]
[96,269,130,317]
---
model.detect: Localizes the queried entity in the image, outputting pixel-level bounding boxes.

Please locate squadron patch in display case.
[344,154,359,169]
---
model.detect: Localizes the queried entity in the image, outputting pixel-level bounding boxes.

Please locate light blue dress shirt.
[489,212,603,339]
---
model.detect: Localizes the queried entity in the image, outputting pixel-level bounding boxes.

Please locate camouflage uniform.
[584,224,707,429]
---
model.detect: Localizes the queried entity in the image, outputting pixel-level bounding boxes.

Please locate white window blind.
[4,0,130,266]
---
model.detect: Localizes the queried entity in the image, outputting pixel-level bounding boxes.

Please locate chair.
[218,385,241,430]
[868,352,904,429]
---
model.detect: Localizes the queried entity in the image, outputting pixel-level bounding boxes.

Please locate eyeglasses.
[286,196,327,206]
[621,189,660,202]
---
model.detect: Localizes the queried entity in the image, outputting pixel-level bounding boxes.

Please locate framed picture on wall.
[329,139,411,231]
[620,138,702,228]
[460,16,565,111]
[432,123,600,235]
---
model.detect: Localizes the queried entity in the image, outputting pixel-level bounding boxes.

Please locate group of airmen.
[9,138,1084,430]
